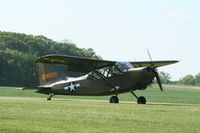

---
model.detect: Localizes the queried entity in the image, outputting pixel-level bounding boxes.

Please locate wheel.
[109,96,119,103]
[47,93,54,101]
[47,97,51,101]
[137,96,146,104]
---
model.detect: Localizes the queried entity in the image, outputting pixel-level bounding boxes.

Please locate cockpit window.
[88,62,134,79]
[116,62,134,72]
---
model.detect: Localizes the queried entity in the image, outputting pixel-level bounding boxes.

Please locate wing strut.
[91,69,119,95]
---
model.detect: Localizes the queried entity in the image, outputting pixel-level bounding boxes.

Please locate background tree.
[178,75,195,85]
[159,71,171,84]
[0,31,101,86]
[194,73,200,86]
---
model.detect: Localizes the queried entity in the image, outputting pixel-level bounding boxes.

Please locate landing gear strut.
[47,93,54,101]
[131,91,146,104]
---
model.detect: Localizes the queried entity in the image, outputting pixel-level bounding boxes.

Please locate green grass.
[0,97,200,133]
[0,85,200,104]
[0,86,200,132]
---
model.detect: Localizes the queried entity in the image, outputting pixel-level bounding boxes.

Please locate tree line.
[0,31,199,87]
[0,31,100,87]
[159,71,200,86]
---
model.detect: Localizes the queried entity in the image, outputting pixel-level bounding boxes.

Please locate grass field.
[1,85,200,104]
[0,85,200,133]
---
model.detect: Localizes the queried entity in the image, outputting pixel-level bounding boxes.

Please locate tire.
[137,96,146,104]
[47,97,51,100]
[110,96,119,103]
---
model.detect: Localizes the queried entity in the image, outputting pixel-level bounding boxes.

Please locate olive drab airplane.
[19,54,178,104]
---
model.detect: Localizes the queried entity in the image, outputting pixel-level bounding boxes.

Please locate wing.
[131,60,179,68]
[36,54,178,72]
[36,54,116,72]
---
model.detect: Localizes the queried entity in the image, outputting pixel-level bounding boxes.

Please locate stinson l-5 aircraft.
[20,54,178,104]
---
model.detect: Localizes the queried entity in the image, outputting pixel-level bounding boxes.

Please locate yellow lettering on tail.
[42,72,58,80]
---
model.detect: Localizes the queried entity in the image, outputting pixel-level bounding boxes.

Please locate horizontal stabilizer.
[16,87,40,90]
[16,87,51,95]
[16,87,51,90]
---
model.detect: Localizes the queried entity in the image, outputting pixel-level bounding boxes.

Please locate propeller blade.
[154,71,163,92]
[147,49,153,65]
[146,50,163,91]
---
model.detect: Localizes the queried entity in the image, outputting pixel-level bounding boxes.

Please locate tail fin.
[39,63,66,86]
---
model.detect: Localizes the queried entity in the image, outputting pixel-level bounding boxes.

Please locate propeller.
[147,50,163,92]
[153,69,163,91]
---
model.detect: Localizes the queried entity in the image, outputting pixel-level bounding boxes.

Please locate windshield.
[116,62,134,72]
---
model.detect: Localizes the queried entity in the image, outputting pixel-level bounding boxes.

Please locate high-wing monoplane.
[20,54,178,104]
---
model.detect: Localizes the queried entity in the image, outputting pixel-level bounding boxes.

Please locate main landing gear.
[109,92,146,104]
[47,93,54,101]
[109,90,146,104]
[131,91,146,104]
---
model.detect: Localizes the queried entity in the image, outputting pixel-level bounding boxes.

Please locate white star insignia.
[64,82,80,93]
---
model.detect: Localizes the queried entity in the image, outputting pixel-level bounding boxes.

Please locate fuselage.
[37,66,155,96]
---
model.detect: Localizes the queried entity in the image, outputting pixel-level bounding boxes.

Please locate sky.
[0,0,200,80]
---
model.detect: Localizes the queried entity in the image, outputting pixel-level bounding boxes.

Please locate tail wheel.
[110,96,119,103]
[137,96,146,104]
[47,97,51,101]
[47,93,54,101]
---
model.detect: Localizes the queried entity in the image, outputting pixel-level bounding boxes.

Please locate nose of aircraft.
[146,66,163,91]
[146,50,163,91]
